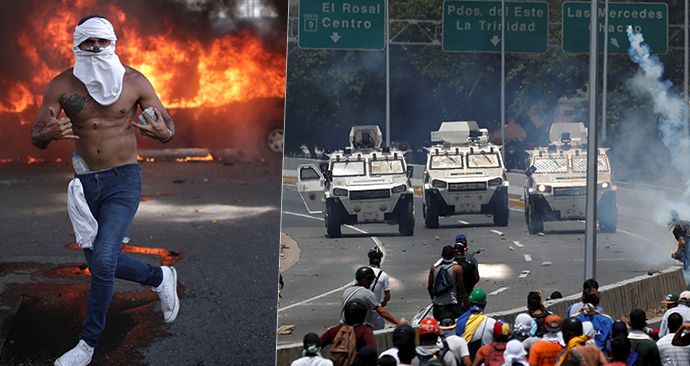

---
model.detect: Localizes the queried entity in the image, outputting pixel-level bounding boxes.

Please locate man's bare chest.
[59,83,139,123]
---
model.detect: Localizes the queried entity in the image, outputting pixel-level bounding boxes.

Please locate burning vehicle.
[0,1,286,163]
[523,122,617,234]
[296,125,415,237]
[422,121,509,228]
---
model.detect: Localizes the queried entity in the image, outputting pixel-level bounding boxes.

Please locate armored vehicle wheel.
[526,200,544,234]
[325,200,342,238]
[398,198,415,236]
[493,191,509,227]
[599,192,618,233]
[424,198,439,229]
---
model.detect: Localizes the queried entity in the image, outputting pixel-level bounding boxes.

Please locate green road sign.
[298,0,386,50]
[442,1,549,53]
[562,2,668,54]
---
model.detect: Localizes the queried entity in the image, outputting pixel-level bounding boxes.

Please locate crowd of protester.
[289,234,690,366]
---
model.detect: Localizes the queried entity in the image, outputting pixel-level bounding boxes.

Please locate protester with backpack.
[321,301,377,366]
[455,288,496,359]
[291,333,334,366]
[453,234,480,296]
[472,321,511,366]
[527,292,552,338]
[412,318,458,366]
[429,246,465,321]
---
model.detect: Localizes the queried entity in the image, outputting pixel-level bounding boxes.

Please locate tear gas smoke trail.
[626,26,690,224]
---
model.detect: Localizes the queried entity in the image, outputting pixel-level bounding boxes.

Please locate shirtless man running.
[31,15,179,366]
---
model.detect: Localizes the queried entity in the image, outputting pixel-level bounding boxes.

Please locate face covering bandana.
[72,17,125,106]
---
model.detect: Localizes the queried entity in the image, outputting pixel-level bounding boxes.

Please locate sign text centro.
[299,0,386,50]
[442,0,549,53]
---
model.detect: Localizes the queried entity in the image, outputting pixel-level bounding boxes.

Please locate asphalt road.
[0,158,282,365]
[277,178,685,346]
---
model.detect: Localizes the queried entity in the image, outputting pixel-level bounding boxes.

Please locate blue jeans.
[76,163,163,347]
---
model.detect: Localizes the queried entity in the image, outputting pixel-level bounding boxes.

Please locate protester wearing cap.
[429,245,466,321]
[627,309,661,366]
[656,312,690,366]
[366,247,391,330]
[659,290,690,338]
[453,234,480,296]
[438,318,472,366]
[455,288,496,359]
[529,315,565,366]
[379,324,416,364]
[662,292,680,310]
[413,318,458,366]
[472,321,511,366]
[290,333,333,366]
[341,266,404,326]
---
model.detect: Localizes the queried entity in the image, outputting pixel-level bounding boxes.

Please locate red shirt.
[320,324,377,351]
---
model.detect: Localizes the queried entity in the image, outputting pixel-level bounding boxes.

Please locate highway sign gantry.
[442,0,549,53]
[298,0,386,50]
[562,2,668,54]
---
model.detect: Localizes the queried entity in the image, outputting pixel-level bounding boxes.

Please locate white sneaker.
[54,340,94,366]
[154,266,179,323]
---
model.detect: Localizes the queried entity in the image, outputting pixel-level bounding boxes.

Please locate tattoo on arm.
[59,94,89,117]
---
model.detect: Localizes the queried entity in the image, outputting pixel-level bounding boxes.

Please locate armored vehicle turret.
[422,121,510,228]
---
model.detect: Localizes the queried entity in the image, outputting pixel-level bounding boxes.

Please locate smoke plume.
[626,26,690,224]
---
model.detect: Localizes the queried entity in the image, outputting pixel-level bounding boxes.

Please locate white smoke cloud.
[626,26,690,224]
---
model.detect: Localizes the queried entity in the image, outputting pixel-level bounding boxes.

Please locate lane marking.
[458,220,470,225]
[280,211,386,313]
[489,287,509,295]
[617,227,658,245]
[284,211,323,221]
[490,229,504,236]
[524,254,532,262]
[279,284,351,312]
[518,270,530,278]
[513,241,524,248]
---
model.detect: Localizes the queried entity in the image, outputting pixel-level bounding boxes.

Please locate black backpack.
[433,264,454,296]
[457,257,478,292]
[416,338,449,366]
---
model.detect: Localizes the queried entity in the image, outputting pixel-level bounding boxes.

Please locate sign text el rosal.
[320,2,382,29]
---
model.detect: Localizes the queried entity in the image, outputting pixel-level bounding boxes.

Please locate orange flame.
[176,153,214,162]
[0,0,285,114]
[26,155,44,164]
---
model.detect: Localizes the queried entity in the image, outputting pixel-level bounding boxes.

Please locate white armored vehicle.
[296,126,415,238]
[523,122,617,234]
[422,121,509,228]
